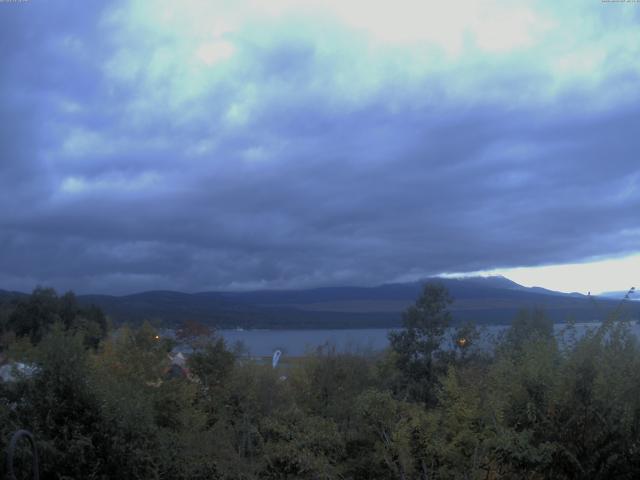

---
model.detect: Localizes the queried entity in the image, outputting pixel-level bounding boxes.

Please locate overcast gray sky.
[1,0,639,294]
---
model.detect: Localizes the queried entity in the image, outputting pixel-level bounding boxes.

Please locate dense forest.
[1,284,640,479]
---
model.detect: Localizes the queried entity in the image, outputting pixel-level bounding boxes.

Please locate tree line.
[1,284,640,479]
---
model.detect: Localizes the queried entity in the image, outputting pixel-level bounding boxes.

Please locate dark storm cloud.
[1,1,640,293]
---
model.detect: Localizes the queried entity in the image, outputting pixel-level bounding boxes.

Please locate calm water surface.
[218,322,640,357]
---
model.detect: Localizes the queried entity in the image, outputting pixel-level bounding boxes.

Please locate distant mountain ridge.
[599,290,639,301]
[0,276,637,329]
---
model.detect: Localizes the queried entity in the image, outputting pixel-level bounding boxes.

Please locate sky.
[0,0,639,295]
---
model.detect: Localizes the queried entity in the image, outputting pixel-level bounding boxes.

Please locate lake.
[218,322,639,357]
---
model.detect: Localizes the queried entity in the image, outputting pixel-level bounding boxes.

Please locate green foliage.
[260,408,344,479]
[12,324,104,478]
[388,282,453,405]
[290,343,377,421]
[355,389,425,479]
[188,337,235,392]
[2,317,229,479]
[4,287,107,348]
[3,285,640,479]
[418,366,492,479]
[7,287,61,344]
[501,308,554,354]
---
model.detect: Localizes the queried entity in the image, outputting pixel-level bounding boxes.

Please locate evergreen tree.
[388,282,452,405]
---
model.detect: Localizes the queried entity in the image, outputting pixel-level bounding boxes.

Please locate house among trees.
[163,351,191,380]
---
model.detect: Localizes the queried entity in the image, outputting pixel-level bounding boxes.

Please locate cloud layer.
[1,0,640,293]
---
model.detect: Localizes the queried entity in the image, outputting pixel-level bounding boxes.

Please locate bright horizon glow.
[448,253,640,295]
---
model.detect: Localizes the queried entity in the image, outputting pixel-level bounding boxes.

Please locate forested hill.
[3,276,636,329]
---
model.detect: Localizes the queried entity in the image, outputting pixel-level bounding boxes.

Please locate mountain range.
[1,276,638,329]
[598,290,638,301]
